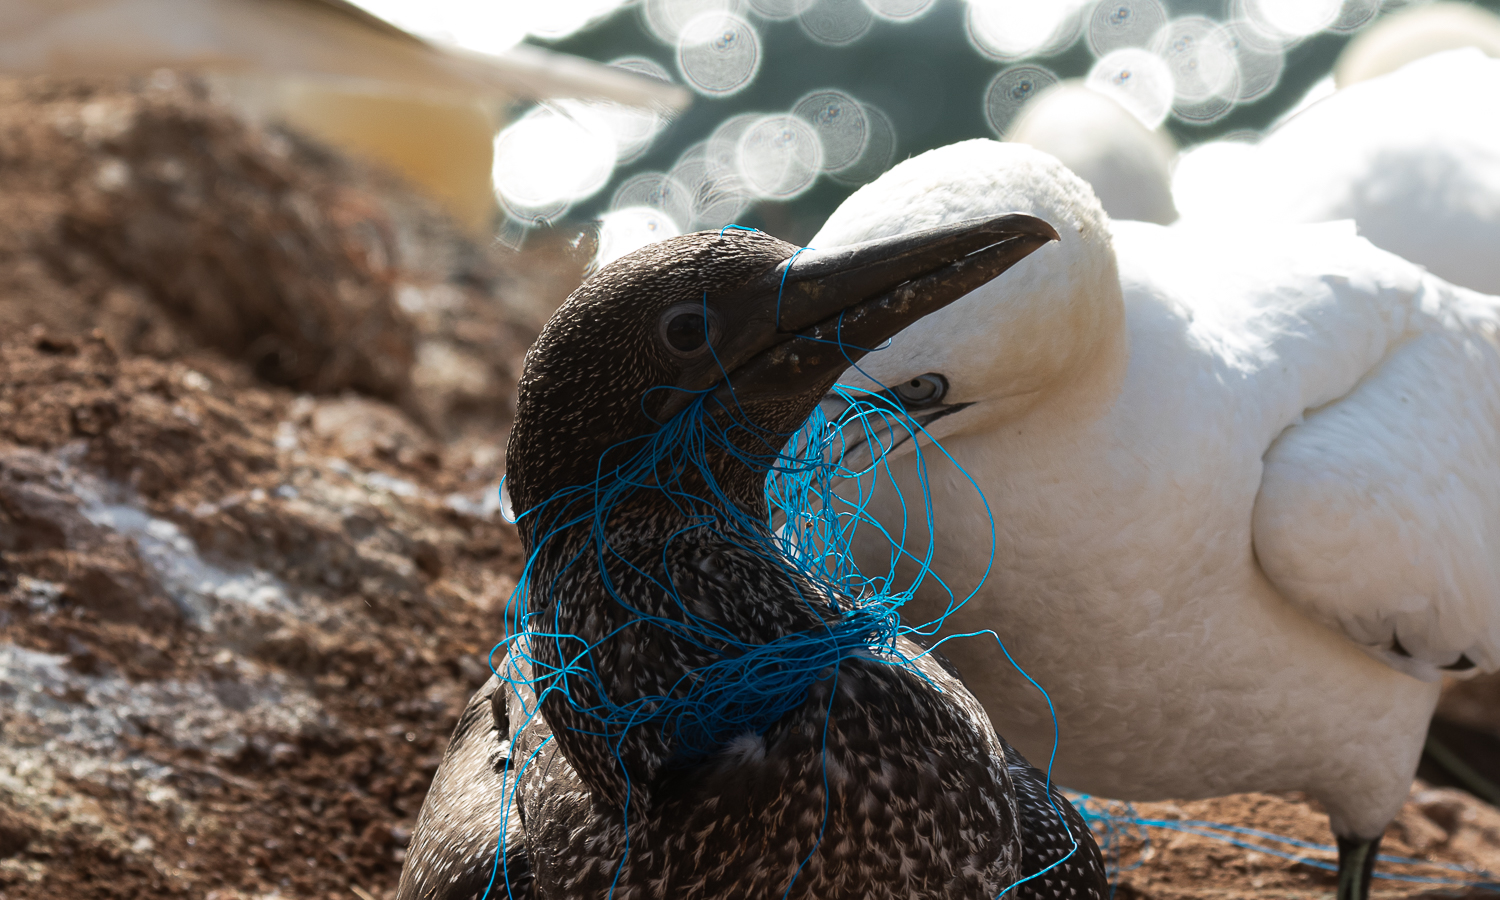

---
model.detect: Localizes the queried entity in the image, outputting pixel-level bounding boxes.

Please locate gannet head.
[812,140,1124,464]
[505,210,1057,532]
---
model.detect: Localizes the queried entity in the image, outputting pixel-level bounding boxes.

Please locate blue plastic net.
[479,330,1083,898]
[1073,796,1500,895]
[465,239,1500,898]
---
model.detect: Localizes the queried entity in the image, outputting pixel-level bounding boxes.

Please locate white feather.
[813,139,1500,840]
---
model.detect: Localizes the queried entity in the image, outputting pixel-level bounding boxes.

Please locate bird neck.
[522,485,843,815]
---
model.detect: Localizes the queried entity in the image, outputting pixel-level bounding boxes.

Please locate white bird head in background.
[813,140,1124,465]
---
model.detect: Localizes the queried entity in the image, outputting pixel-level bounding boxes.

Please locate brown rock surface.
[0,333,524,899]
[0,72,571,899]
[0,77,411,399]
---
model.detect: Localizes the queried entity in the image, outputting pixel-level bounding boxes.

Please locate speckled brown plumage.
[398,677,532,900]
[397,227,1107,899]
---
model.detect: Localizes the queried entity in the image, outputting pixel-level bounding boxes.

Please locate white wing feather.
[1253,279,1500,680]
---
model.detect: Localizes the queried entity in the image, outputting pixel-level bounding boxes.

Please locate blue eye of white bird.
[659,304,721,358]
[893,374,947,408]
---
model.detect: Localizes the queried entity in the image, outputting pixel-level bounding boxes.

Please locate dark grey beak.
[655,212,1059,420]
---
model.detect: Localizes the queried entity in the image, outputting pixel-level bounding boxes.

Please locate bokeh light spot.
[706,113,763,176]
[1086,0,1169,56]
[1086,48,1174,129]
[645,0,747,45]
[737,115,825,199]
[967,0,1087,61]
[862,0,935,22]
[748,0,817,20]
[492,104,618,220]
[596,206,683,268]
[984,64,1060,136]
[829,104,898,187]
[677,13,762,97]
[1244,0,1341,41]
[1153,16,1240,122]
[612,171,695,230]
[1224,20,1286,102]
[799,0,875,46]
[671,142,754,229]
[793,90,871,172]
[681,12,762,97]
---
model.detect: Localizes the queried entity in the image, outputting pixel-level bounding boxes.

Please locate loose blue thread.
[484,222,1500,895]
[1075,798,1500,894]
[481,236,1078,898]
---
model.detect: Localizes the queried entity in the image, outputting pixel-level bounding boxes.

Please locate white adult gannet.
[811,139,1500,900]
[1006,82,1178,226]
[1174,48,1500,294]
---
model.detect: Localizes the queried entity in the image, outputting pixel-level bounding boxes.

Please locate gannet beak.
[656,213,1059,420]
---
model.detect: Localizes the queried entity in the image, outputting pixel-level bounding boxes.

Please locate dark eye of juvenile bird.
[893,373,947,408]
[659,304,721,359]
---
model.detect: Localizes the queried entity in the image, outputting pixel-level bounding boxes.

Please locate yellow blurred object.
[0,0,690,234]
[1335,1,1500,87]
[277,84,502,233]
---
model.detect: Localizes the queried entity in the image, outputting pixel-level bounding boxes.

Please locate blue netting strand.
[478,229,1084,897]
[1073,797,1500,893]
[470,226,1498,898]
[478,296,1084,897]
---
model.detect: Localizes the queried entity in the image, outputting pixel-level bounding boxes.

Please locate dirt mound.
[0,72,573,899]
[0,77,411,399]
[0,74,587,451]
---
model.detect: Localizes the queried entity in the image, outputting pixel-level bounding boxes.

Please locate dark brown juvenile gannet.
[397,218,1108,900]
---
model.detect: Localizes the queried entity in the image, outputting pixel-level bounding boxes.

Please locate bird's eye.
[892,374,947,408]
[659,303,722,359]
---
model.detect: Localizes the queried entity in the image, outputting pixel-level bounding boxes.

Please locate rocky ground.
[1089,785,1500,898]
[1,74,1498,900]
[0,74,580,899]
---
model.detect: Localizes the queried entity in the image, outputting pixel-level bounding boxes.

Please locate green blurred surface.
[534,0,1500,243]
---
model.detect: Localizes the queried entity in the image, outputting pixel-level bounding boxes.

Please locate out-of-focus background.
[372,0,1500,243]
[3,1,1500,898]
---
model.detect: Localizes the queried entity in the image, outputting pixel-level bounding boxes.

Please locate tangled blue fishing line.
[1072,797,1500,895]
[465,225,1500,900]
[472,233,1084,900]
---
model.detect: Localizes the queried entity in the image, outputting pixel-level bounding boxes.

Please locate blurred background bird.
[0,0,689,234]
[1173,47,1500,294]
